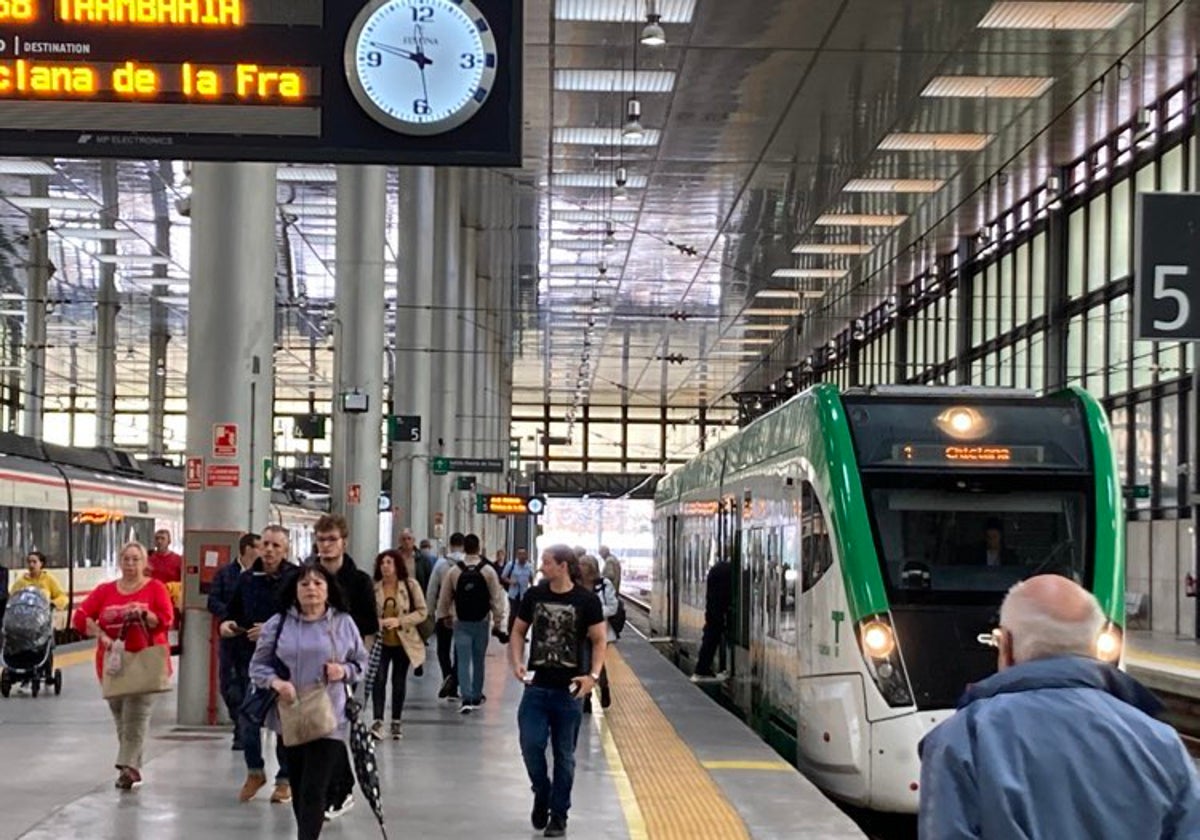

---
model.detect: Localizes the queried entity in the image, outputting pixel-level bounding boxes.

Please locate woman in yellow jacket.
[10,551,68,610]
[371,548,427,741]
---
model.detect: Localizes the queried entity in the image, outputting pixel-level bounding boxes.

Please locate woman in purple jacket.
[250,563,367,840]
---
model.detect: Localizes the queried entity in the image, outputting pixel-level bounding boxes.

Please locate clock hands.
[414,24,432,112]
[368,40,433,69]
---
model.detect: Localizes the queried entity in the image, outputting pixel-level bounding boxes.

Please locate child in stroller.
[1,587,62,697]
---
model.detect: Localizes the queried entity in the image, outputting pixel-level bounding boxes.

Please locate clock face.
[344,0,498,136]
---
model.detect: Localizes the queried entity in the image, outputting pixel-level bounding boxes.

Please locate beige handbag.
[276,615,339,746]
[101,616,171,699]
[278,683,337,746]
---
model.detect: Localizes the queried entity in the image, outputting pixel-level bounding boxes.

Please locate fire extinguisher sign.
[213,423,238,458]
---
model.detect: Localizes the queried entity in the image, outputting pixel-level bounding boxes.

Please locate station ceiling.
[0,0,1193,434]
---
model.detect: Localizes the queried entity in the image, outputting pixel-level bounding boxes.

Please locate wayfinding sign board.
[1135,192,1200,341]
[0,0,522,164]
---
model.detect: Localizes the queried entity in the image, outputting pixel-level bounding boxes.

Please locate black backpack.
[454,561,491,622]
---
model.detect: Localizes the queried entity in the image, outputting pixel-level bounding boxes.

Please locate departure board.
[0,0,521,164]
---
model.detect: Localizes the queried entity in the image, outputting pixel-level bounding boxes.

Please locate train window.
[767,525,798,644]
[800,483,833,593]
[867,486,1088,597]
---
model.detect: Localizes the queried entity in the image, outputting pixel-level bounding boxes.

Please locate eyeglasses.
[315,535,342,544]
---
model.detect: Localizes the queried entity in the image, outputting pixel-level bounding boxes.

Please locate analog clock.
[344,0,498,136]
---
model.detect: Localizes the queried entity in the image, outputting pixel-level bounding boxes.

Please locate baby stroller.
[0,587,62,697]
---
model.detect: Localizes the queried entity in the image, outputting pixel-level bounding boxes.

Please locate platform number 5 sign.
[1135,193,1200,341]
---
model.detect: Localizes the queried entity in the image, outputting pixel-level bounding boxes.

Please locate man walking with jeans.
[509,544,606,837]
[437,533,507,713]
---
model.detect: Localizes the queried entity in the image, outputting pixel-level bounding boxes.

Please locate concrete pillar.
[393,167,436,542]
[147,160,173,458]
[331,165,387,563]
[179,162,276,726]
[434,169,461,538]
[22,175,48,439]
[95,161,119,448]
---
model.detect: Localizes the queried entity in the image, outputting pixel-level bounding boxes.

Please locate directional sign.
[432,457,504,475]
[261,457,272,490]
[1135,193,1200,340]
[476,493,546,516]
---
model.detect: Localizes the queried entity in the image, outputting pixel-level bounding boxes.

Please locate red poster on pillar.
[186,457,204,491]
[213,423,239,458]
[206,464,241,488]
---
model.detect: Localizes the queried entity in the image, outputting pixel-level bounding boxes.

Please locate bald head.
[998,575,1106,667]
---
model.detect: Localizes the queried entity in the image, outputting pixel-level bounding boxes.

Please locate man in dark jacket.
[313,513,378,820]
[920,575,1200,839]
[220,525,296,804]
[693,559,732,678]
[207,531,259,748]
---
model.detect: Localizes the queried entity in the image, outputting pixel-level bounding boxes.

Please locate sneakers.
[391,721,403,740]
[531,790,550,830]
[115,767,142,791]
[370,720,385,741]
[437,676,458,699]
[269,783,292,804]
[324,793,354,821]
[238,772,268,802]
[544,814,567,837]
[459,703,475,715]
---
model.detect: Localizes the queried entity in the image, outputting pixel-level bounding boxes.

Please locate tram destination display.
[0,0,521,164]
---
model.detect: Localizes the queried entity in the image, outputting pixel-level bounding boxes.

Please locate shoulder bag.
[101,613,172,699]
[277,615,339,746]
[408,581,435,642]
[240,616,287,727]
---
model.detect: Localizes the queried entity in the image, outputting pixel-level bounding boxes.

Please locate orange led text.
[0,60,97,95]
[57,0,243,26]
[0,0,36,22]
[945,445,1012,463]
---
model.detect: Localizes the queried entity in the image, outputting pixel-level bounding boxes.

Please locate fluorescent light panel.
[922,75,1054,98]
[746,324,790,331]
[743,308,803,317]
[844,178,944,193]
[719,336,774,345]
[555,127,661,147]
[792,243,874,255]
[555,69,676,93]
[277,166,337,183]
[878,133,993,152]
[94,254,172,266]
[772,268,846,279]
[7,196,98,211]
[0,159,55,176]
[977,2,1134,30]
[756,289,825,300]
[553,210,638,223]
[816,213,908,227]
[57,227,140,241]
[555,0,696,23]
[554,172,649,189]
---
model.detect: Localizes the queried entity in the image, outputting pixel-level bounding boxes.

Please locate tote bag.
[101,616,171,699]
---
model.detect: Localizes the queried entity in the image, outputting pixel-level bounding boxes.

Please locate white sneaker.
[324,793,354,820]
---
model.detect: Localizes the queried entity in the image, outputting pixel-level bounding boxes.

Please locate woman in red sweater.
[73,541,174,791]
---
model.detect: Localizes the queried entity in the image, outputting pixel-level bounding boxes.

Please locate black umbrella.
[345,640,387,839]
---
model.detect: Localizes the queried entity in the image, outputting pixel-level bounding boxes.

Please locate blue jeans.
[454,620,490,703]
[240,714,289,782]
[517,684,584,819]
[219,640,250,726]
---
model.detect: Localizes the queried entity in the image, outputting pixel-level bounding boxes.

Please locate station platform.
[1127,631,1200,698]
[0,635,863,840]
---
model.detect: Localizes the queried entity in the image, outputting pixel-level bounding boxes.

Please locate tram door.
[665,514,679,638]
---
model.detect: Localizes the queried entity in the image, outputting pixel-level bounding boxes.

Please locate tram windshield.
[867,485,1089,598]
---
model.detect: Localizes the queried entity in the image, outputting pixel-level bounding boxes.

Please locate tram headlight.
[1096,623,1123,663]
[934,406,990,441]
[857,615,913,707]
[861,621,895,658]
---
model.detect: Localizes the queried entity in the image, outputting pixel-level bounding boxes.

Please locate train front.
[839,388,1124,811]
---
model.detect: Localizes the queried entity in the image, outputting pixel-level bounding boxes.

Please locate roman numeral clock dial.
[344,0,498,136]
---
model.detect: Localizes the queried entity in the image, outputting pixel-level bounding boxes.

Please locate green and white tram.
[652,384,1124,812]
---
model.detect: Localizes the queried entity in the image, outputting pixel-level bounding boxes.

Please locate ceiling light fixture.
[755,289,826,299]
[921,75,1055,98]
[622,97,645,139]
[7,196,99,212]
[815,213,908,227]
[641,0,666,46]
[614,166,629,201]
[791,243,875,255]
[771,268,847,279]
[878,133,993,152]
[0,159,56,176]
[743,308,804,317]
[843,178,945,193]
[977,2,1135,30]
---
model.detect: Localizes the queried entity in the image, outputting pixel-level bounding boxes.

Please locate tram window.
[769,525,799,643]
[867,487,1088,595]
[800,483,833,593]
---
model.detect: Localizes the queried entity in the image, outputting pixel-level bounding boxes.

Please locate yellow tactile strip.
[604,648,751,839]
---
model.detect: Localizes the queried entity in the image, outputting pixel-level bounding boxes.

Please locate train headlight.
[861,621,895,659]
[1096,624,1123,663]
[934,406,989,440]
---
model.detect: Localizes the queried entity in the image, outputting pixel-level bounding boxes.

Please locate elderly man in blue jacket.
[919,575,1200,839]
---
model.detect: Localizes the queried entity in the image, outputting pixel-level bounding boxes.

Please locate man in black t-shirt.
[510,544,606,838]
